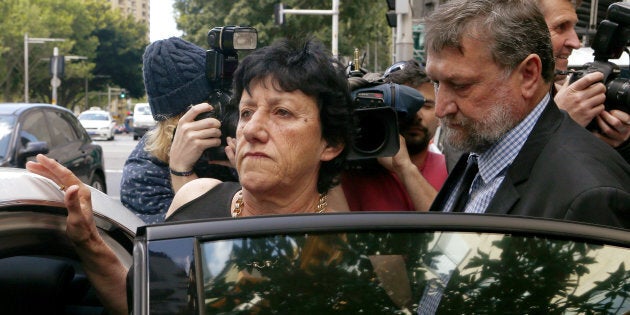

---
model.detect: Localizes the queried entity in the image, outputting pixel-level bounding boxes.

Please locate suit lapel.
[485,98,563,214]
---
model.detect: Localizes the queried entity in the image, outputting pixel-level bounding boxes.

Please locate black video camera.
[347,80,424,160]
[569,2,630,119]
[196,25,257,161]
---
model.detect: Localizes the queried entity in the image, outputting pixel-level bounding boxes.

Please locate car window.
[0,116,15,159]
[79,112,109,121]
[45,110,79,147]
[65,112,90,141]
[195,231,630,313]
[21,110,53,148]
[136,106,151,115]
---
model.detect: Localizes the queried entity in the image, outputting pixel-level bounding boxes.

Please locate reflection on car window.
[22,110,52,147]
[45,111,79,147]
[199,231,630,313]
[0,116,16,158]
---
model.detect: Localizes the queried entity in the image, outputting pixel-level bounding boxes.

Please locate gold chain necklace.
[231,190,328,217]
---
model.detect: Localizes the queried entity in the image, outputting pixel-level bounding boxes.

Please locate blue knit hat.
[143,37,211,121]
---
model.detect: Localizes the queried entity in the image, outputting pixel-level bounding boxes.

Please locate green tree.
[0,0,146,111]
[173,0,393,72]
[92,7,148,101]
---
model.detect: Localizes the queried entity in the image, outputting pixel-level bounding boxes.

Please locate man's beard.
[400,120,430,155]
[403,128,430,155]
[441,100,518,153]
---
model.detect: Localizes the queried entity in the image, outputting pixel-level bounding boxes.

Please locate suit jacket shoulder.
[488,100,630,228]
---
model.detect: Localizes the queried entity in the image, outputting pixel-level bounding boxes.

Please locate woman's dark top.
[165,181,242,221]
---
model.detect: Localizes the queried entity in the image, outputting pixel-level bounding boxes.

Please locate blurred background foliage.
[1,0,392,110]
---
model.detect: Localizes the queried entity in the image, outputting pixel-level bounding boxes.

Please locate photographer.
[336,61,447,212]
[120,37,237,224]
[537,0,630,163]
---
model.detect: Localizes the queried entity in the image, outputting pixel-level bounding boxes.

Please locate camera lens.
[353,112,389,154]
[605,77,630,113]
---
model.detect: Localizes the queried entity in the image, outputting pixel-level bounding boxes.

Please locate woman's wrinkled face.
[235,77,338,195]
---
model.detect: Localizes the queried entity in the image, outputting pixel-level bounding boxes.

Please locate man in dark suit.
[424,0,630,229]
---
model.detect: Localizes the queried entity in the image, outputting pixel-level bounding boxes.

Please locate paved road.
[98,132,137,200]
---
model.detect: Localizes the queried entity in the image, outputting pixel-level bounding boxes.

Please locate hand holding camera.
[560,72,630,146]
[593,109,630,148]
[557,71,607,127]
[169,103,224,174]
[567,2,630,117]
[561,2,630,145]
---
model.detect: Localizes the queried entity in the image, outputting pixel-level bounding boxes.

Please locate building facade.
[105,0,150,29]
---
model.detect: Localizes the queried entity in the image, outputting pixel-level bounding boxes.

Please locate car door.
[42,108,91,183]
[133,213,630,315]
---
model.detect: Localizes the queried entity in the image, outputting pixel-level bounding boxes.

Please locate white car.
[0,167,143,314]
[78,108,116,141]
[132,103,156,140]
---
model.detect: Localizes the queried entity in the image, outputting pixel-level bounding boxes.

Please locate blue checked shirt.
[444,93,550,214]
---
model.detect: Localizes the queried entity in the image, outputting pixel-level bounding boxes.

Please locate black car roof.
[140,212,630,249]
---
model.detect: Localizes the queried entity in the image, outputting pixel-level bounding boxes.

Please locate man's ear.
[320,141,344,162]
[518,54,543,99]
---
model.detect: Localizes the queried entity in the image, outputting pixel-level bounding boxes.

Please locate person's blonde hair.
[143,113,183,163]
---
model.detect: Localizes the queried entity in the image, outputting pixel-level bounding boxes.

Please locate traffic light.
[119,89,126,99]
[49,55,65,78]
[386,0,396,27]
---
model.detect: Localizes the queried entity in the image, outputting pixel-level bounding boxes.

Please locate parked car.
[0,168,143,315]
[0,103,108,192]
[78,107,116,141]
[2,169,627,315]
[132,103,156,140]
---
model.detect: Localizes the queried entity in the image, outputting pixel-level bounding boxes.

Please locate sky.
[150,0,182,42]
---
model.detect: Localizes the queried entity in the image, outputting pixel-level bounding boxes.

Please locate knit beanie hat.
[143,37,211,121]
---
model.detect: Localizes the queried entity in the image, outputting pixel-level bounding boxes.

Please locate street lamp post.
[277,0,339,59]
[24,33,65,102]
[51,47,60,105]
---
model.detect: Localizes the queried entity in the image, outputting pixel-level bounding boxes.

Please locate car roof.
[0,167,144,235]
[141,212,630,248]
[0,103,71,116]
[79,109,110,115]
[80,109,109,113]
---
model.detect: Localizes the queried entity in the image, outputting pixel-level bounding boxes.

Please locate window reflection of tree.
[437,237,630,314]
[203,232,437,314]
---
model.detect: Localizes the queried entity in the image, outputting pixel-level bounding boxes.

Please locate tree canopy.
[173,0,394,73]
[0,0,147,111]
[1,1,396,110]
